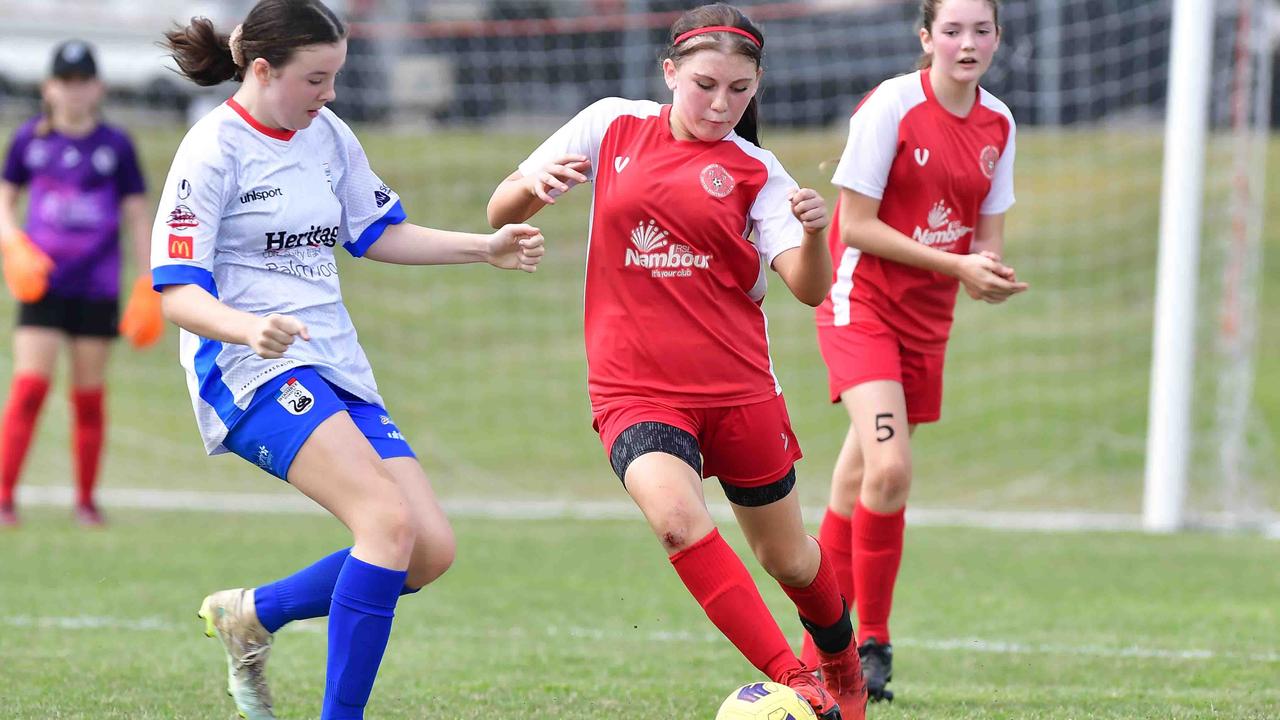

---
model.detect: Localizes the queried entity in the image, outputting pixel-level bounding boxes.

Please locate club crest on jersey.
[167,233,194,259]
[276,377,315,416]
[700,163,735,198]
[914,147,930,166]
[167,204,199,230]
[979,145,1000,179]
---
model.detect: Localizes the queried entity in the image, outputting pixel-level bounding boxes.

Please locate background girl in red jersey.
[804,0,1029,702]
[0,40,162,527]
[489,5,866,718]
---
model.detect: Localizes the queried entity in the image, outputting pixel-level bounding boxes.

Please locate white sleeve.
[980,118,1016,215]
[830,88,903,200]
[750,155,804,266]
[516,97,635,187]
[331,115,405,258]
[150,133,228,295]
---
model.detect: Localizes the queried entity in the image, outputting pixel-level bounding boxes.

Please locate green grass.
[0,123,1275,516]
[0,509,1276,718]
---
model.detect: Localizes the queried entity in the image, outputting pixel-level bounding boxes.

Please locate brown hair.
[163,0,345,87]
[917,0,1001,69]
[663,4,765,147]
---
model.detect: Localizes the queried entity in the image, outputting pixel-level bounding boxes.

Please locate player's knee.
[351,479,415,558]
[754,541,813,586]
[406,523,456,589]
[652,510,702,553]
[863,457,911,502]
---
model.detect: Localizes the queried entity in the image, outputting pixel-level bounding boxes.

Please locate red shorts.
[592,394,803,488]
[817,320,945,424]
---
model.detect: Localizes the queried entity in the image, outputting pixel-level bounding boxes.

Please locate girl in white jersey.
[154,2,544,718]
[489,5,866,719]
[802,0,1028,702]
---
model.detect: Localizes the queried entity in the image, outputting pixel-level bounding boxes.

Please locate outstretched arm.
[362,221,545,272]
[487,155,591,228]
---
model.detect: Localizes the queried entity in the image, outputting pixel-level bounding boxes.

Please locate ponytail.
[163,16,240,86]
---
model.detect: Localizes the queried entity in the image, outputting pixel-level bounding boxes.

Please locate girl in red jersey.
[489,5,866,719]
[0,40,163,527]
[804,0,1028,702]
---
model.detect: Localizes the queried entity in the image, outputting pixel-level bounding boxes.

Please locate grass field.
[0,123,1275,515]
[0,120,1276,718]
[1,508,1278,719]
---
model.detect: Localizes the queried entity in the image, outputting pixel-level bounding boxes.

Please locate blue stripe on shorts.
[222,366,416,480]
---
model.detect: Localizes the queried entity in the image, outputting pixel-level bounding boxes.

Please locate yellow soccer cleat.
[197,588,276,720]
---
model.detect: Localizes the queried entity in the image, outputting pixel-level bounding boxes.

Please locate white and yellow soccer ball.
[714,681,818,720]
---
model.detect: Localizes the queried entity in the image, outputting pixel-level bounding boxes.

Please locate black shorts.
[17,293,119,337]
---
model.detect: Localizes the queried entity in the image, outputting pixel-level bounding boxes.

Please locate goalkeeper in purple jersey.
[0,39,162,527]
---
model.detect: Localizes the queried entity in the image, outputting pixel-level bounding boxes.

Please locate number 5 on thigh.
[841,380,911,461]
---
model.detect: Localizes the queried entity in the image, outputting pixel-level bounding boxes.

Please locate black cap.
[51,40,97,79]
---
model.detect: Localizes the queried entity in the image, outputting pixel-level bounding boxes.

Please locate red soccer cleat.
[816,641,868,720]
[74,503,105,527]
[0,501,17,528]
[778,665,842,720]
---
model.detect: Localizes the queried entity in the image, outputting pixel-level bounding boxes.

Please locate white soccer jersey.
[151,100,404,454]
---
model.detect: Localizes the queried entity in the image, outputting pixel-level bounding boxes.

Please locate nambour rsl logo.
[700,163,735,198]
[912,199,972,250]
[979,145,1000,179]
[625,219,711,279]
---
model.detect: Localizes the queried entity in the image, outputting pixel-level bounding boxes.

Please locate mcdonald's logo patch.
[168,234,193,259]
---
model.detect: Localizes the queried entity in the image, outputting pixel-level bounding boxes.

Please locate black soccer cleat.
[857,637,894,703]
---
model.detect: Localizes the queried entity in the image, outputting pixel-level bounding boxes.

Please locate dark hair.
[917,0,1001,69]
[663,4,765,147]
[163,0,346,87]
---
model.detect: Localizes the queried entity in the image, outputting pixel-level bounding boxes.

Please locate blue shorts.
[223,366,415,480]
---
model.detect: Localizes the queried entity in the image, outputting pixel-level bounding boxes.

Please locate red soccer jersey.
[518,98,805,409]
[815,69,1016,353]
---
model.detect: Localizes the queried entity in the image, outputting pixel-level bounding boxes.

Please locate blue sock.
[254,548,421,634]
[321,555,408,720]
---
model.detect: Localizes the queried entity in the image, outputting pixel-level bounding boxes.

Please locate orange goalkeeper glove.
[119,273,165,348]
[1,230,53,302]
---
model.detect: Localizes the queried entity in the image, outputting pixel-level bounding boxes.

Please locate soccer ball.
[714,681,818,720]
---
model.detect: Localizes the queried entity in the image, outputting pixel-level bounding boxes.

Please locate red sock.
[71,387,105,507]
[818,508,855,606]
[778,537,844,628]
[1,374,51,505]
[670,528,802,681]
[852,501,905,645]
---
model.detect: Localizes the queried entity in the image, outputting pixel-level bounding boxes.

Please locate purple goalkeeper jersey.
[2,117,146,299]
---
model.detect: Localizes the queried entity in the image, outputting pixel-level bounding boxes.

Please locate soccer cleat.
[198,588,276,720]
[815,641,868,720]
[0,501,17,527]
[857,637,894,703]
[74,503,105,527]
[779,665,842,720]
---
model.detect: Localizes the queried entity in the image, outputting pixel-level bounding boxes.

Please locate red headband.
[673,25,762,48]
